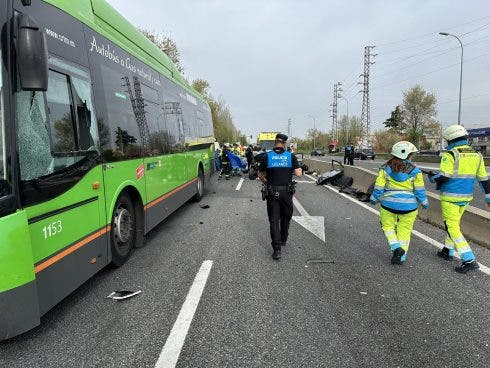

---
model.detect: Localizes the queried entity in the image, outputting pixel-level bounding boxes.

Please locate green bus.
[0,0,214,340]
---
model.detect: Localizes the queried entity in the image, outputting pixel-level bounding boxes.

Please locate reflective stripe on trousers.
[380,208,418,261]
[441,201,475,262]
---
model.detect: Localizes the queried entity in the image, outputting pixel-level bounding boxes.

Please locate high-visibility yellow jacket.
[436,144,489,203]
[370,161,428,212]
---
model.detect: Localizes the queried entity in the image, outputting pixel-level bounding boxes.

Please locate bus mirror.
[17,14,48,91]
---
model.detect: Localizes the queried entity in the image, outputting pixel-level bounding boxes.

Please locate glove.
[421,200,429,209]
[370,195,377,205]
[428,171,438,183]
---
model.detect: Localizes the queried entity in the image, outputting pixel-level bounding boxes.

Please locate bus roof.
[42,0,206,104]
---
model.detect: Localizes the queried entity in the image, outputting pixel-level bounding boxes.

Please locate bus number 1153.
[42,220,63,239]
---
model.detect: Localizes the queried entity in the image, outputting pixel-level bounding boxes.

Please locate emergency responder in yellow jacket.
[370,141,429,265]
[428,124,490,273]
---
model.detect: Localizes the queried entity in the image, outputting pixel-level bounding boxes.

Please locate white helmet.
[391,141,419,160]
[443,124,468,142]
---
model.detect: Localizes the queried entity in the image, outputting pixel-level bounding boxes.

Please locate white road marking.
[235,177,244,191]
[155,260,213,368]
[292,196,326,242]
[322,184,490,276]
[293,197,309,217]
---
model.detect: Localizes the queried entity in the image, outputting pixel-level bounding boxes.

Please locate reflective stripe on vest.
[440,146,482,202]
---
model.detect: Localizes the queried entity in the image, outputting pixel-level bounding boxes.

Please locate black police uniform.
[348,145,355,166]
[219,147,232,179]
[258,138,300,254]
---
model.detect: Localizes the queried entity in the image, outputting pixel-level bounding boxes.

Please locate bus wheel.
[110,193,136,266]
[192,168,204,202]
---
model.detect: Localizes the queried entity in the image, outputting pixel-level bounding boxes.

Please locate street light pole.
[308,114,316,149]
[439,32,463,125]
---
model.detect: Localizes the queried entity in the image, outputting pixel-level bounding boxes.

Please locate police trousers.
[266,191,294,251]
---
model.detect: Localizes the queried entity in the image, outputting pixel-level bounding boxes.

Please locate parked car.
[311,148,325,156]
[355,148,376,160]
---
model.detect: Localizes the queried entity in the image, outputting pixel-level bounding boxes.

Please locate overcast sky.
[108,0,490,139]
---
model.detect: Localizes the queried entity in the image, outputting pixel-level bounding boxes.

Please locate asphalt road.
[313,155,489,211]
[1,175,489,368]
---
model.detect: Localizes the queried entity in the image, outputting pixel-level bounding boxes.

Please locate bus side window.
[46,70,77,154]
[71,77,98,151]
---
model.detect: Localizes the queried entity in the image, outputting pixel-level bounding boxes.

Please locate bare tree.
[139,29,184,73]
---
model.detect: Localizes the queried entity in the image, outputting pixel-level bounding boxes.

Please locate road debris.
[107,290,142,300]
[200,204,210,209]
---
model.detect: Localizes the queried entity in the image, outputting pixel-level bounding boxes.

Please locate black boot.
[391,247,405,265]
[437,247,454,261]
[455,260,479,274]
[272,250,281,260]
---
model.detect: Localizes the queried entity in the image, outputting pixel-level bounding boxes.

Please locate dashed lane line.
[303,173,490,276]
[155,260,214,368]
[235,177,244,191]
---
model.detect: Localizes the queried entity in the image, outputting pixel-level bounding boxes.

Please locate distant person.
[343,145,351,165]
[348,143,355,165]
[428,124,490,273]
[257,133,302,260]
[219,144,232,180]
[370,141,428,265]
[245,144,254,171]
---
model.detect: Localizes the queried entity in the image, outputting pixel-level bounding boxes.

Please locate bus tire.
[110,193,136,266]
[192,168,204,202]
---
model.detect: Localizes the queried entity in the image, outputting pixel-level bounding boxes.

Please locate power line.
[372,50,490,90]
[377,32,490,67]
[374,15,490,48]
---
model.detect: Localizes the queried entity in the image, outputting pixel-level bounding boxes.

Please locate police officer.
[348,143,355,166]
[344,144,351,165]
[219,144,232,180]
[245,144,254,171]
[429,124,490,273]
[257,133,302,260]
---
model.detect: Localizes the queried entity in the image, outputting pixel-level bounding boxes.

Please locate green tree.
[401,85,437,145]
[192,80,245,144]
[383,105,405,132]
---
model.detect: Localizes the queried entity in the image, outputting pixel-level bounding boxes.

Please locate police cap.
[275,133,288,142]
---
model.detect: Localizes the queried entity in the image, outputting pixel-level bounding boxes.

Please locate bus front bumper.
[0,281,40,341]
